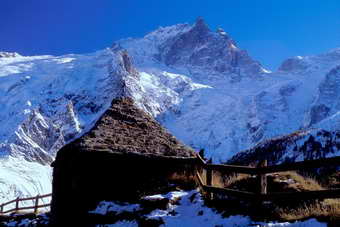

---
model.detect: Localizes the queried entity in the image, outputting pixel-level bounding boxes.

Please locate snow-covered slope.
[0,49,144,203]
[3,18,340,202]
[88,190,326,227]
[229,50,340,164]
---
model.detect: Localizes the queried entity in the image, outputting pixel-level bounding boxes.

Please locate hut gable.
[65,97,195,158]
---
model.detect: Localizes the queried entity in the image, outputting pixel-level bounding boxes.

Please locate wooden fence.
[196,154,340,201]
[0,193,51,215]
[2,155,340,214]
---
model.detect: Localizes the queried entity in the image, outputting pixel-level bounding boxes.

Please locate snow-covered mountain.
[0,49,135,203]
[2,18,340,202]
[115,18,340,162]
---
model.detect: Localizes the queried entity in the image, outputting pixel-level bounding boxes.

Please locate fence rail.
[0,193,52,215]
[196,154,340,201]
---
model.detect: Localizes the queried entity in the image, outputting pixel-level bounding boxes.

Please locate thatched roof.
[59,97,195,159]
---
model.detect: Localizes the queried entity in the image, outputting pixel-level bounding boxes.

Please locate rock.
[0,52,21,58]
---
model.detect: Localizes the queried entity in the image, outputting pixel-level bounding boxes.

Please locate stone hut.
[51,98,197,225]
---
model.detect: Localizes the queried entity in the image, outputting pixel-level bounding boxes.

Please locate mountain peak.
[191,17,210,35]
[195,16,205,24]
[193,17,210,32]
[118,19,267,77]
[216,27,227,36]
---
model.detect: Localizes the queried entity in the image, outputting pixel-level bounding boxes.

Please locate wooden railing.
[196,154,340,201]
[0,193,52,214]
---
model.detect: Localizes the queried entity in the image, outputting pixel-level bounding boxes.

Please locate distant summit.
[118,18,268,78]
[0,51,21,58]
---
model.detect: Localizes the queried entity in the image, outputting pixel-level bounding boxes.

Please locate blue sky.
[1,0,340,70]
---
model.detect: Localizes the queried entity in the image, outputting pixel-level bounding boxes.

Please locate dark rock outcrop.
[307,66,340,126]
[157,17,264,76]
[0,51,20,58]
[278,56,308,72]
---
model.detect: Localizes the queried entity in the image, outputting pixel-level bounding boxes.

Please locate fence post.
[15,197,19,212]
[259,160,268,195]
[34,195,39,214]
[206,168,213,200]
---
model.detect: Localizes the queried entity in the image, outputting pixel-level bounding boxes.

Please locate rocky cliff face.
[156,17,264,76]
[307,66,340,126]
[117,18,268,83]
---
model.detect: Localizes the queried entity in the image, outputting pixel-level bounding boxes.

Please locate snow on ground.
[103,219,324,227]
[0,189,327,227]
[2,214,50,227]
[0,156,51,210]
[90,190,327,227]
